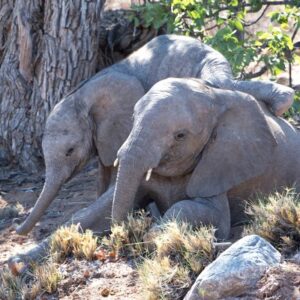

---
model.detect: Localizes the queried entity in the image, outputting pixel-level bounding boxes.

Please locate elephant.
[16,34,294,235]
[111,78,300,240]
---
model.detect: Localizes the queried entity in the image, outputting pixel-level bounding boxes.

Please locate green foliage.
[294,90,300,109]
[131,1,300,79]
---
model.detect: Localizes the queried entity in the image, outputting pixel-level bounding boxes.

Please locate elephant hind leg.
[162,194,231,240]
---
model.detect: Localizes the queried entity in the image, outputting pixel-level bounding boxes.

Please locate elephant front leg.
[66,185,114,234]
[162,194,231,240]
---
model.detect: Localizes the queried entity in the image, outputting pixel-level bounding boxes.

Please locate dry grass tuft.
[101,212,215,299]
[0,269,23,300]
[33,263,61,294]
[138,256,191,300]
[0,261,61,300]
[244,188,300,255]
[154,221,215,273]
[137,219,215,300]
[101,210,153,257]
[0,203,23,220]
[50,224,98,262]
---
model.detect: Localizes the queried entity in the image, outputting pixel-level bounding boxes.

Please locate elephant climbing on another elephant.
[16,34,294,235]
[112,78,300,239]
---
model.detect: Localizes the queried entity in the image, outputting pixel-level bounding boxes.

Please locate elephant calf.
[112,78,300,239]
[16,34,294,235]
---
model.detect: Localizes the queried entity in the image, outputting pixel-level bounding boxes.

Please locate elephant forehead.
[134,106,194,133]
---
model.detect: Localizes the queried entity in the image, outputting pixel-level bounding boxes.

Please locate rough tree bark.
[0,0,105,171]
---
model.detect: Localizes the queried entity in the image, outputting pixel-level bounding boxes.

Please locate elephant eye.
[66,148,74,156]
[174,131,186,141]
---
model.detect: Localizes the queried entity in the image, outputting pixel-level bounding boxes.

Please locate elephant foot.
[270,84,294,116]
[8,238,50,275]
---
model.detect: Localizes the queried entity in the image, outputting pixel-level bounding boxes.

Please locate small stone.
[83,269,90,278]
[184,235,281,300]
[8,259,27,276]
[100,287,110,297]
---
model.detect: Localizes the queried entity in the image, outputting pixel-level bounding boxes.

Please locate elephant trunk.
[16,177,62,235]
[112,130,160,223]
[112,154,147,223]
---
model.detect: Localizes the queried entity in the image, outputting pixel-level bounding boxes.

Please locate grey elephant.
[16,34,294,235]
[111,78,300,239]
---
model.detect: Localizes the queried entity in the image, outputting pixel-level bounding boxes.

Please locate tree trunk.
[0,0,105,171]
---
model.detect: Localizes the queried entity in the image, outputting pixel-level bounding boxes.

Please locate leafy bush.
[131,1,300,81]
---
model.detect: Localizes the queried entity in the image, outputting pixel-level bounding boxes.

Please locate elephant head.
[112,78,277,223]
[16,71,144,235]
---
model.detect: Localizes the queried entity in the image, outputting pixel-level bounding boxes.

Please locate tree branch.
[292,23,299,42]
[244,5,270,27]
[243,65,268,79]
[211,1,295,18]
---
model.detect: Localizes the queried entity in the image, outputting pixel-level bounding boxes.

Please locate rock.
[184,235,281,300]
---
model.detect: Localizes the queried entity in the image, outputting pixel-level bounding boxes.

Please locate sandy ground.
[0,160,144,299]
[2,160,300,299]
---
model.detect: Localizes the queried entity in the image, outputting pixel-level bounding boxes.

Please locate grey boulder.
[184,235,281,300]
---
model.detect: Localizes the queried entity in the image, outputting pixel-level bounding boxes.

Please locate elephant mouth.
[66,159,88,182]
[153,151,202,177]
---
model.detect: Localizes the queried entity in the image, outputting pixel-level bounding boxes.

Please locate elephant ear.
[187,91,277,198]
[94,73,145,166]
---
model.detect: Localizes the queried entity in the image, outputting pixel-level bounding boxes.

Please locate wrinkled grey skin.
[16,34,294,235]
[112,78,300,239]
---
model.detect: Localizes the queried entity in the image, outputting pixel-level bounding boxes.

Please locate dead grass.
[244,188,300,255]
[153,221,215,273]
[1,211,215,299]
[138,256,191,300]
[101,210,153,257]
[50,224,98,262]
[0,203,23,220]
[0,261,61,300]
[100,213,215,299]
[137,220,215,300]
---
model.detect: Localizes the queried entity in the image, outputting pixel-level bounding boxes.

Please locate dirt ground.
[2,160,300,299]
[0,160,143,299]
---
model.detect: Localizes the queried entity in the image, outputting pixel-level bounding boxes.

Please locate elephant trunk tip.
[15,226,29,236]
[15,225,29,236]
[15,220,34,236]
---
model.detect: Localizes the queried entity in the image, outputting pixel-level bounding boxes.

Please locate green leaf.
[233,19,244,31]
[229,0,239,7]
[280,23,289,31]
